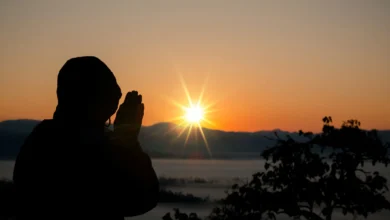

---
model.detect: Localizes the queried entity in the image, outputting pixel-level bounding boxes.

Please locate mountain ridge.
[1,119,389,159]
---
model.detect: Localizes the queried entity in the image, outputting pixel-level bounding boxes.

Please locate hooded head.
[53,56,122,126]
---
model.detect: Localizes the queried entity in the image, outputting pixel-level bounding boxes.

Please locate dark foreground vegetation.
[159,189,210,204]
[1,117,390,220]
[159,176,215,187]
[163,117,390,220]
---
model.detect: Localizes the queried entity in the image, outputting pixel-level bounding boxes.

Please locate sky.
[0,0,389,132]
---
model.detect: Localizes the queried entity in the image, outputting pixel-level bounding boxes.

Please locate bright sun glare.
[185,105,204,123]
[166,74,217,157]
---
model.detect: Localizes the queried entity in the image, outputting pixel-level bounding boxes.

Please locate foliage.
[164,117,390,220]
[162,208,202,220]
[208,117,390,220]
[159,176,214,187]
[159,189,210,203]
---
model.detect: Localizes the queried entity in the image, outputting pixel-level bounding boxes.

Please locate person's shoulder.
[16,120,58,155]
[32,119,55,132]
[27,119,62,139]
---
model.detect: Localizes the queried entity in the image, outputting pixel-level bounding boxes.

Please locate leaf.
[265,163,270,170]
[304,132,313,138]
[267,212,276,220]
[322,207,332,216]
[323,117,328,123]
[315,198,322,206]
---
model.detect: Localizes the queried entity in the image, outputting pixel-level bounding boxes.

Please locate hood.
[53,56,122,124]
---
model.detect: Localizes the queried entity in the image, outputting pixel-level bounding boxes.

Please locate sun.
[185,105,204,123]
[165,74,218,157]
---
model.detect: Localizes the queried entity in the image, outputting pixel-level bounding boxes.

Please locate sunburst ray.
[177,124,188,138]
[164,74,217,158]
[202,118,216,127]
[198,122,212,157]
[179,74,193,107]
[184,124,193,146]
[197,76,209,106]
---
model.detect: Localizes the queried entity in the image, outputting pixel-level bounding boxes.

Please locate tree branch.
[356,169,369,176]
[298,205,312,211]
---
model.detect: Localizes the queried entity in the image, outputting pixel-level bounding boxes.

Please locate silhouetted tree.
[164,117,390,220]
[162,208,202,220]
[207,117,390,220]
[159,189,209,203]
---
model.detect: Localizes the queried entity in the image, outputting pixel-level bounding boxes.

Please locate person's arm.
[110,91,159,216]
[108,132,159,216]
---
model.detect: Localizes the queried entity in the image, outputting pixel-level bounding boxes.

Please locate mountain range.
[1,119,390,160]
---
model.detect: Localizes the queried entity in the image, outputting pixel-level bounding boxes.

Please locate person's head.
[53,56,122,126]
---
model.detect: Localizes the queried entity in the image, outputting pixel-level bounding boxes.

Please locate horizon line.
[1,118,390,134]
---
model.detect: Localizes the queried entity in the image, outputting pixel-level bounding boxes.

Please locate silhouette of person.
[12,56,159,219]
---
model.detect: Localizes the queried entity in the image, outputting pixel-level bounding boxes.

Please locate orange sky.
[1,0,389,132]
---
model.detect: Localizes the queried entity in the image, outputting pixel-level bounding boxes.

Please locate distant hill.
[1,119,389,159]
[138,122,300,159]
[0,119,43,159]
